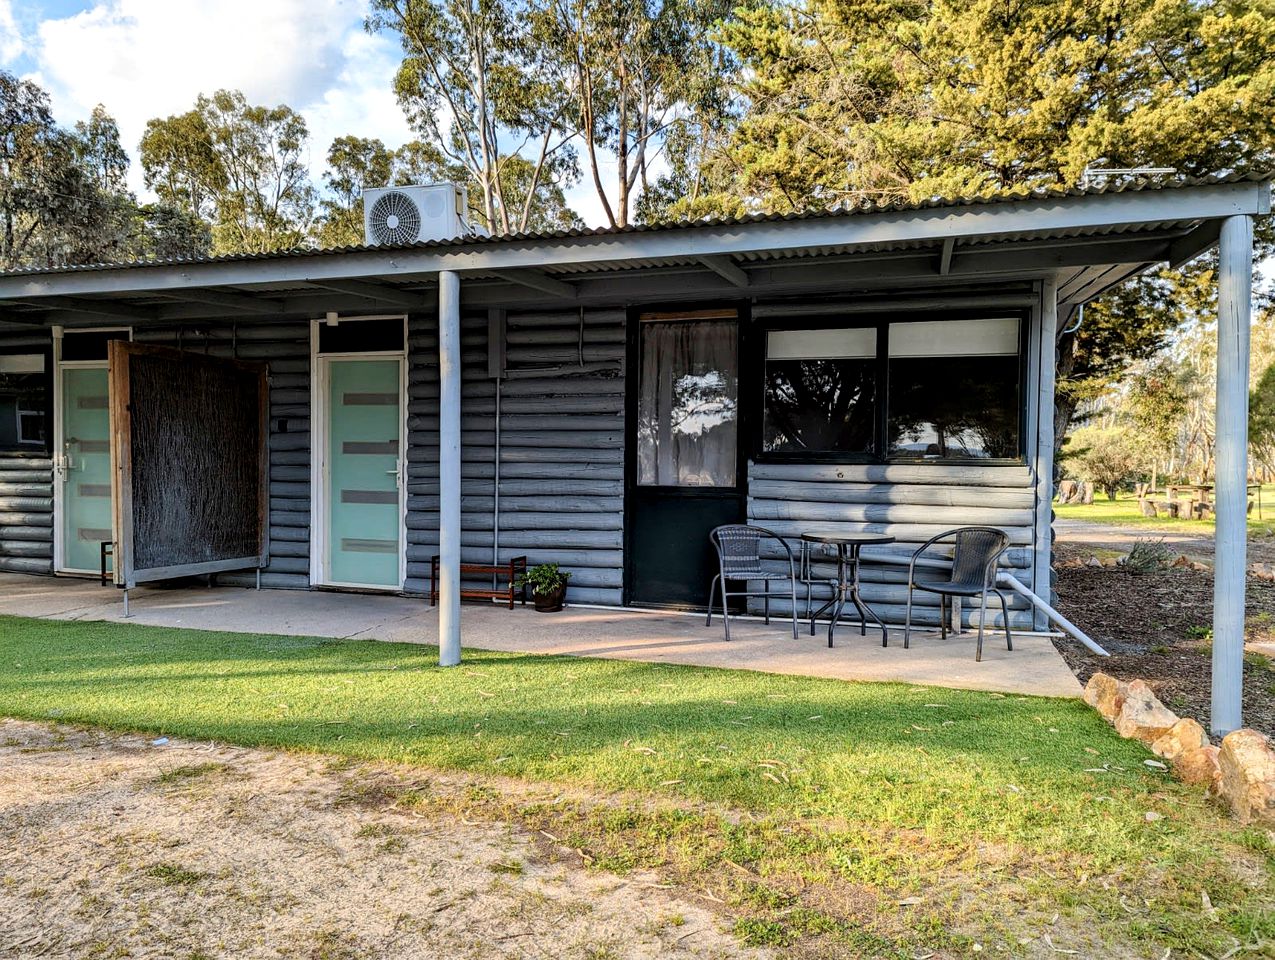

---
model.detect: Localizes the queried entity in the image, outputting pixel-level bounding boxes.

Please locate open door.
[109,342,269,588]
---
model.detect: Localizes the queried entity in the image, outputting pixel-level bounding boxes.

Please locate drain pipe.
[996,571,1109,657]
[493,377,501,576]
[487,309,507,584]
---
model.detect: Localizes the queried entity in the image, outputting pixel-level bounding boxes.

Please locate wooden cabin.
[0,176,1266,647]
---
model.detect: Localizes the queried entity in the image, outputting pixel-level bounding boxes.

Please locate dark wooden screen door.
[626,311,744,608]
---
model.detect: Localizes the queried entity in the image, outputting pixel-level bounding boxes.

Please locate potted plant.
[517,562,571,612]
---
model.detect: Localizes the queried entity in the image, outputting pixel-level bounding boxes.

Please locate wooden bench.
[430,555,528,609]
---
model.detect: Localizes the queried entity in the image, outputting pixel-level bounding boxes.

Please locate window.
[887,317,1021,460]
[0,352,50,454]
[763,327,876,455]
[318,317,406,353]
[637,317,738,486]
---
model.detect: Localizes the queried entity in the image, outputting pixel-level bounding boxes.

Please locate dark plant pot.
[533,584,567,612]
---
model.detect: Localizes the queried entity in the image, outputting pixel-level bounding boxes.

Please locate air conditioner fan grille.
[368,191,422,245]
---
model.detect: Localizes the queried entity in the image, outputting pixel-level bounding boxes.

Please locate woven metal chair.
[706,525,799,641]
[903,526,1012,661]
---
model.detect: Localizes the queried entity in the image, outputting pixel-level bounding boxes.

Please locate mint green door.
[62,366,113,573]
[327,359,402,587]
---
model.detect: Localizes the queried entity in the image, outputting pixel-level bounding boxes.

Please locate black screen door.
[626,311,744,608]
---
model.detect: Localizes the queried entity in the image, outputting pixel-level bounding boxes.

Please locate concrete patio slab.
[0,573,1081,697]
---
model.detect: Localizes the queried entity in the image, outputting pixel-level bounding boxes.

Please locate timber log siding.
[748,463,1037,629]
[405,307,625,603]
[0,329,53,575]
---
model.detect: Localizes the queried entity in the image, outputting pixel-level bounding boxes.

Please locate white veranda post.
[1211,214,1253,735]
[438,270,463,667]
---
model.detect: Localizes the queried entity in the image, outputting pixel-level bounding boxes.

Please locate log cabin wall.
[0,328,54,576]
[403,307,625,604]
[747,463,1038,629]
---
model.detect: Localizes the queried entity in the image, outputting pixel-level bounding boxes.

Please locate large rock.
[1218,729,1275,825]
[1114,680,1179,743]
[1083,673,1129,723]
[1152,718,1210,762]
[1174,744,1221,789]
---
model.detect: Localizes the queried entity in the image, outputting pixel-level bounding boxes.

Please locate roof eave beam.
[1167,219,1224,270]
[939,238,955,275]
[489,269,577,299]
[306,278,423,308]
[699,255,749,288]
[15,296,155,321]
[155,288,284,315]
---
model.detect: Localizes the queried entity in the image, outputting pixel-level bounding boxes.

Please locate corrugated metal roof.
[0,172,1266,280]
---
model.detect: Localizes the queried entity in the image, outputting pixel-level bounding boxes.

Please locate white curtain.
[637,319,738,486]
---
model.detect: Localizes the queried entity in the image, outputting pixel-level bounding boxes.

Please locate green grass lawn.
[1054,485,1275,537]
[1,614,1271,957]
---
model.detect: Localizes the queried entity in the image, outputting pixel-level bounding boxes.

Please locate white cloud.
[0,0,24,63]
[29,0,410,194]
[303,26,413,183]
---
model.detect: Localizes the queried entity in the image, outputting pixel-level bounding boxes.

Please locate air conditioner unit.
[362,182,478,246]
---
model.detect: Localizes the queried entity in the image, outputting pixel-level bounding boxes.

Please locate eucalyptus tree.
[140,90,315,255]
[537,0,736,228]
[368,0,577,235]
[0,73,199,269]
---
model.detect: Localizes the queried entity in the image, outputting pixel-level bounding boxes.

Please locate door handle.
[386,459,403,487]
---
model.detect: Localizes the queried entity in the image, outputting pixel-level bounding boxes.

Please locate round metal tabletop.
[799,532,895,545]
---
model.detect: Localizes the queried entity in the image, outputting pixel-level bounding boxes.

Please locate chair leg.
[940,593,948,640]
[996,590,1013,651]
[705,575,720,627]
[975,589,988,662]
[903,581,914,649]
[764,578,770,625]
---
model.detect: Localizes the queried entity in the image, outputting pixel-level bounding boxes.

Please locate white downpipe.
[438,270,462,667]
[997,571,1110,657]
[1212,214,1253,735]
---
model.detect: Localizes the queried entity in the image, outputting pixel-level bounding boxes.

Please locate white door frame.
[52,325,132,575]
[309,315,409,591]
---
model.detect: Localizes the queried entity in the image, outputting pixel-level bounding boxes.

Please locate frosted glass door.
[62,367,112,572]
[327,359,401,587]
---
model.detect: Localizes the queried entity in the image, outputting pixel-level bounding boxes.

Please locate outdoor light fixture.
[325,311,340,326]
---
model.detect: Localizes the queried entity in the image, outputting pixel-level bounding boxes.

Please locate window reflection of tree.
[764,359,875,452]
[888,356,1018,459]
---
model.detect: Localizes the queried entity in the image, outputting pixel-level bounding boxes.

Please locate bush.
[1065,425,1150,500]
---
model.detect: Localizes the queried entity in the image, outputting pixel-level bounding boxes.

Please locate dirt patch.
[0,719,764,960]
[1053,543,1275,737]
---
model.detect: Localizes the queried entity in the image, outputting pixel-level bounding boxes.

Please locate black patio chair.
[706,525,800,642]
[903,526,1012,662]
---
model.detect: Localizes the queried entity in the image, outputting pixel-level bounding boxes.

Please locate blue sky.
[0,0,613,225]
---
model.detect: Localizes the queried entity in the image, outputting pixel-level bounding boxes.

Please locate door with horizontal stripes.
[325,358,403,588]
[60,366,112,573]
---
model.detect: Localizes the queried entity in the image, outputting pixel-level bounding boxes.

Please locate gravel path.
[1055,517,1275,566]
[0,719,762,960]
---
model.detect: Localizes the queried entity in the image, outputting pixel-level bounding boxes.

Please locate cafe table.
[800,532,895,648]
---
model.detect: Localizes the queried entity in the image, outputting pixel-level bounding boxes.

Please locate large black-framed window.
[763,326,877,456]
[0,345,52,455]
[756,313,1026,464]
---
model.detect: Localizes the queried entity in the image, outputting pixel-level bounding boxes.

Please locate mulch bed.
[1053,543,1275,738]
